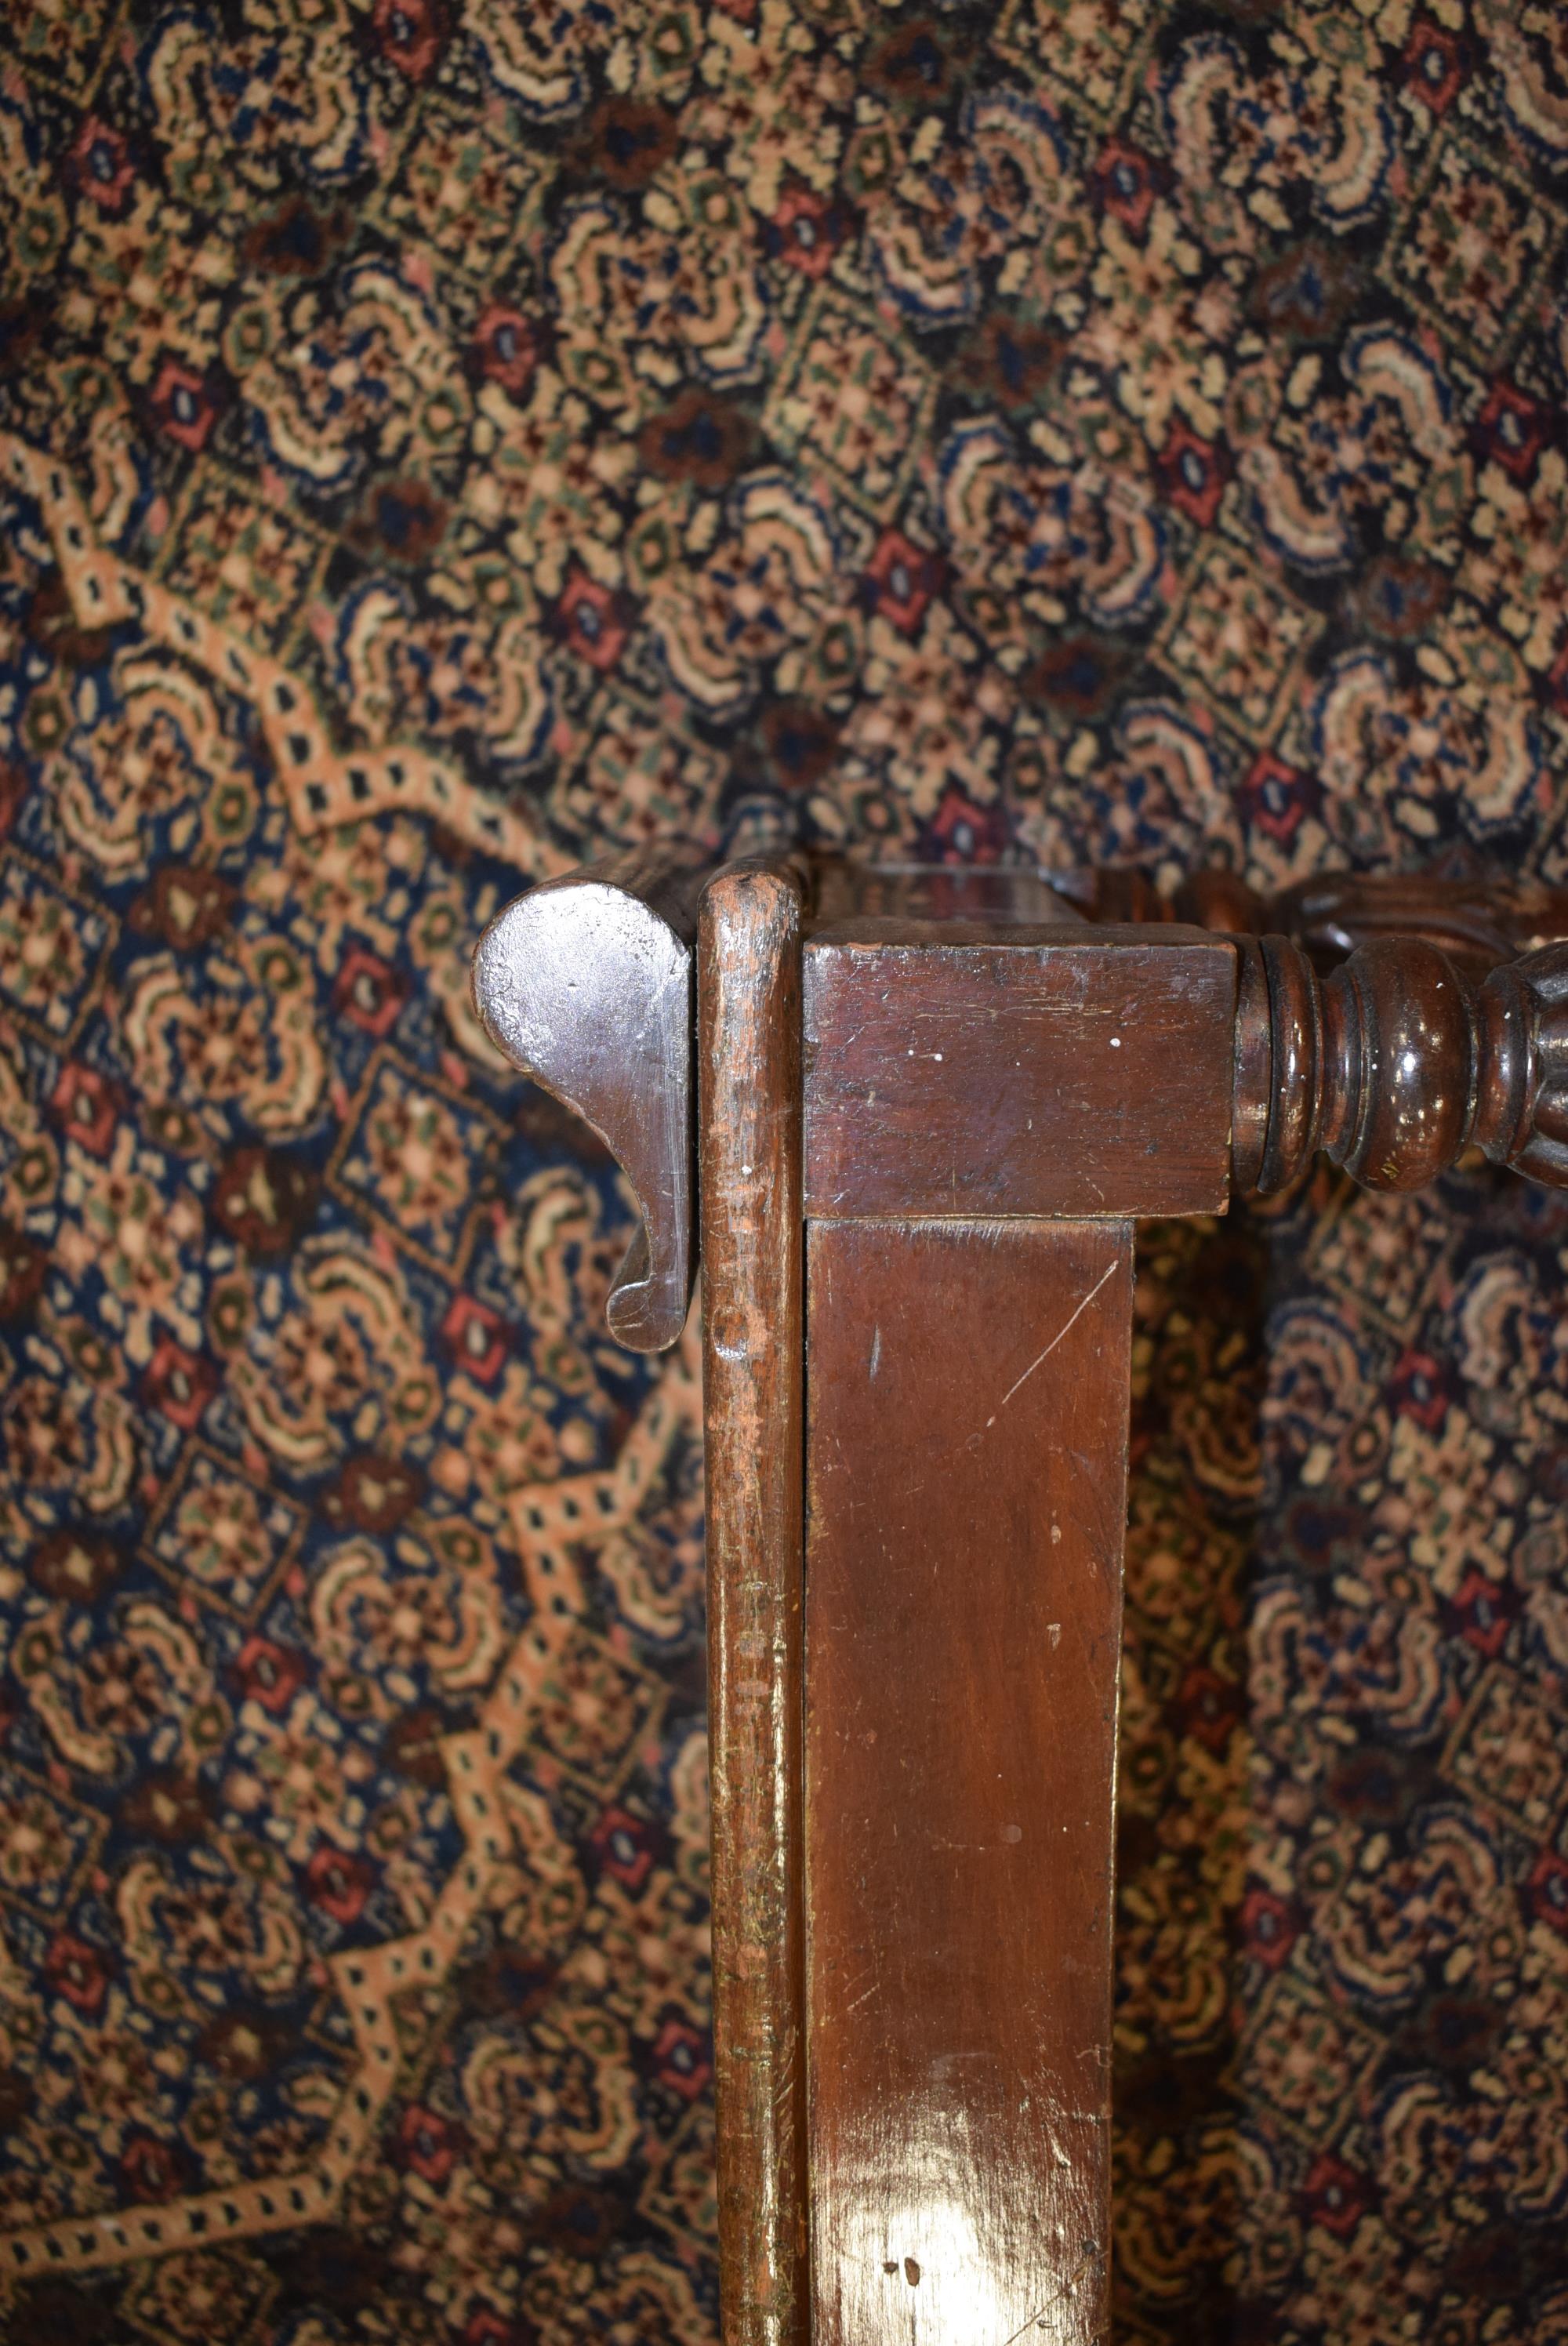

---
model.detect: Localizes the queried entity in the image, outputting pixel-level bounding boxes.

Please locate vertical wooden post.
[793,912,1218,2346]
[699,864,809,2346]
[804,1218,1132,2346]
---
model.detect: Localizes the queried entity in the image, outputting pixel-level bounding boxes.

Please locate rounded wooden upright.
[699,862,810,2346]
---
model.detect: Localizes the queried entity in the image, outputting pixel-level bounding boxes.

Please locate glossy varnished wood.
[809,861,1087,928]
[699,863,809,2346]
[465,852,1568,2346]
[804,927,1236,1219]
[1236,931,1568,1192]
[805,1218,1133,2346]
[471,854,702,1350]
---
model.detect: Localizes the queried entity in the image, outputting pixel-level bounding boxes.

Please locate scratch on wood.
[984,1260,1120,1428]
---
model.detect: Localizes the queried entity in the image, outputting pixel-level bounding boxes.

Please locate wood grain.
[804,1218,1134,2346]
[699,862,809,2346]
[804,930,1236,1219]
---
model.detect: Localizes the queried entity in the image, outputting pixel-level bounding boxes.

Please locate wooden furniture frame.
[473,858,1568,2346]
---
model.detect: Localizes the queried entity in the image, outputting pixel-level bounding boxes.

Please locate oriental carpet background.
[1,0,1567,2340]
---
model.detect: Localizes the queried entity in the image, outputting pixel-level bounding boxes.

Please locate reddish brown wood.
[805,1218,1132,2346]
[804,928,1237,1220]
[1173,867,1267,936]
[1256,931,1323,1193]
[1262,869,1568,967]
[809,860,1087,928]
[699,862,808,2346]
[1231,940,1272,1197]
[472,854,704,1349]
[470,869,1568,1346]
[1080,866,1173,926]
[1114,860,1568,969]
[466,850,1568,2346]
[1238,933,1568,1193]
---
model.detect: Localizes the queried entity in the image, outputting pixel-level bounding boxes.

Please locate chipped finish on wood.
[471,854,703,1351]
[699,862,809,2346]
[805,1218,1132,2346]
[1238,932,1568,1193]
[804,928,1237,1221]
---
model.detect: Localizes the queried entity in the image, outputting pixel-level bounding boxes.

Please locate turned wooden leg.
[471,856,1568,2346]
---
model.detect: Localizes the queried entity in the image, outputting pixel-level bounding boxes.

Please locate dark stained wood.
[469,870,1568,1350]
[804,928,1237,1220]
[810,859,1086,929]
[1230,939,1272,1197]
[465,848,1568,2346]
[1076,866,1173,926]
[1109,861,1568,969]
[1476,950,1568,1187]
[1268,869,1568,966]
[1172,867,1266,937]
[1255,929,1323,1193]
[471,854,704,1350]
[699,862,809,2346]
[1237,932,1568,1193]
[805,1218,1132,2346]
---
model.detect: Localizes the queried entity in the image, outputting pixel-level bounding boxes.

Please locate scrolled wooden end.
[1237,934,1568,1196]
[471,855,703,1353]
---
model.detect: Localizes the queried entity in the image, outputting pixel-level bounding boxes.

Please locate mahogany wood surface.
[1087,863,1568,965]
[1174,865,1568,965]
[804,928,1236,1220]
[698,863,810,2346]
[469,852,1568,2346]
[1236,932,1568,1192]
[804,1218,1132,2346]
[810,860,1086,928]
[470,852,702,1351]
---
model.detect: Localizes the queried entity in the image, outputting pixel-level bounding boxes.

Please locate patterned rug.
[2,1,1567,2339]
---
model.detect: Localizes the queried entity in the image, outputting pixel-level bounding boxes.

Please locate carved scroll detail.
[471,855,703,1353]
[1238,935,1568,1195]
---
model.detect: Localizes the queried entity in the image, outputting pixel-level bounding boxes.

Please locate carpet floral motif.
[1,0,1566,2341]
